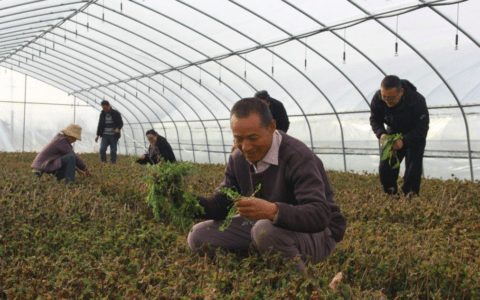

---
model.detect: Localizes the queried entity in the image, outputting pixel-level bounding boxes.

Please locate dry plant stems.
[219,184,261,231]
[381,133,403,169]
[144,161,204,232]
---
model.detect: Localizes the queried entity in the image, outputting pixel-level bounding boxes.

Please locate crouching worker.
[31,124,91,183]
[188,98,346,272]
[136,129,176,165]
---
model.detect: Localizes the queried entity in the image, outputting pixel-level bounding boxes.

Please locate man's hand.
[95,136,99,143]
[236,197,278,221]
[78,167,92,177]
[139,154,145,160]
[380,133,388,144]
[114,128,120,134]
[392,139,404,150]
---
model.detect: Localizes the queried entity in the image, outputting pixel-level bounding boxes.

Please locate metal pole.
[73,96,76,150]
[22,74,27,152]
[123,129,128,155]
[73,96,76,123]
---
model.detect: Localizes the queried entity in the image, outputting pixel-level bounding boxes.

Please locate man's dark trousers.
[100,135,118,163]
[379,140,426,195]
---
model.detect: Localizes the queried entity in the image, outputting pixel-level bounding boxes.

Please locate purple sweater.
[31,133,87,173]
[198,131,346,243]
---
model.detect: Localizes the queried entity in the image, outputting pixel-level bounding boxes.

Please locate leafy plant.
[219,184,261,231]
[2,152,480,299]
[381,133,403,169]
[144,161,204,232]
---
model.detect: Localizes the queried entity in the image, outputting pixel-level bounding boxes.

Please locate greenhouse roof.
[0,0,479,180]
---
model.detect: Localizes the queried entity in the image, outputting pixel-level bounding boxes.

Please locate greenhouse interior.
[0,0,479,181]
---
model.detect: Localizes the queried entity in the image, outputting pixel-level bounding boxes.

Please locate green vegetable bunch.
[144,161,204,232]
[219,184,261,231]
[381,133,403,169]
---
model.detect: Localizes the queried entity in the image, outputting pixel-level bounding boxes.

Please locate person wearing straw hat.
[95,100,124,164]
[31,124,91,183]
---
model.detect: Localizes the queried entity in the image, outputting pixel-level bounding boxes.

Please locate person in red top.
[188,98,346,271]
[31,124,91,183]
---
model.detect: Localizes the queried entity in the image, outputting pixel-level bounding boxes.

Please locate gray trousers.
[188,215,337,271]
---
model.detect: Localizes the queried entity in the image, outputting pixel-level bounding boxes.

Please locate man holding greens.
[370,75,430,196]
[188,98,346,271]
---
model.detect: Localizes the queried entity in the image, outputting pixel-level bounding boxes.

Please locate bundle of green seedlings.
[381,133,403,169]
[145,161,204,232]
[219,184,261,231]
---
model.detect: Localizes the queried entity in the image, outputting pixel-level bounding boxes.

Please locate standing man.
[188,98,346,271]
[254,90,290,133]
[95,100,123,164]
[370,75,429,196]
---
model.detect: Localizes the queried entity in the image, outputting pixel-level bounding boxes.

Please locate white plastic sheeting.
[0,0,479,180]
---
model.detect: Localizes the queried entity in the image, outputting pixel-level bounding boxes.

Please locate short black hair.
[254,90,269,100]
[146,129,159,136]
[101,100,110,106]
[231,98,273,129]
[381,75,402,90]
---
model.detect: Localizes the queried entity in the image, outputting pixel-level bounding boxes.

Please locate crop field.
[0,152,479,299]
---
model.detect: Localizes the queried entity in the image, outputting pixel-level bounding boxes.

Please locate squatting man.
[188,98,346,271]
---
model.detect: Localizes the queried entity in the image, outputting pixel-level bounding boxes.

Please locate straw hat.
[61,124,82,141]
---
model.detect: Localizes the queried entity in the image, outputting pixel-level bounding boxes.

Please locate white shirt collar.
[250,130,282,173]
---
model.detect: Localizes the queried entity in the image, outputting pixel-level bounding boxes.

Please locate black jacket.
[268,97,290,133]
[370,80,429,147]
[146,135,176,163]
[96,109,124,139]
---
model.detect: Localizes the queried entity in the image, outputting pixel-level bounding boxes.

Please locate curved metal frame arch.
[51,25,211,163]
[3,53,151,153]
[1,0,476,175]
[45,28,189,160]
[0,25,54,40]
[24,37,170,150]
[177,1,323,163]
[28,37,169,143]
[127,0,258,94]
[281,0,389,158]
[348,0,474,180]
[79,5,247,160]
[0,1,84,23]
[420,0,480,48]
[32,34,213,163]
[176,0,316,151]
[0,35,39,45]
[68,13,239,162]
[0,18,62,43]
[281,0,388,78]
[0,61,139,155]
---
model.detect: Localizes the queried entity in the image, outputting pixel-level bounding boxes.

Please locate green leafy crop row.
[0,152,479,299]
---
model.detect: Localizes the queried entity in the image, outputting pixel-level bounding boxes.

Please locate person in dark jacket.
[95,100,123,164]
[136,129,176,165]
[370,75,429,196]
[31,124,91,183]
[254,90,290,133]
[188,98,346,272]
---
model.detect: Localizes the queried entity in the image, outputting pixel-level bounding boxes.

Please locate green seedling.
[145,161,204,232]
[381,133,403,169]
[219,184,261,231]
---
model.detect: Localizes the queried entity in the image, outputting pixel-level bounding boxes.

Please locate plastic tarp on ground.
[0,0,479,180]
